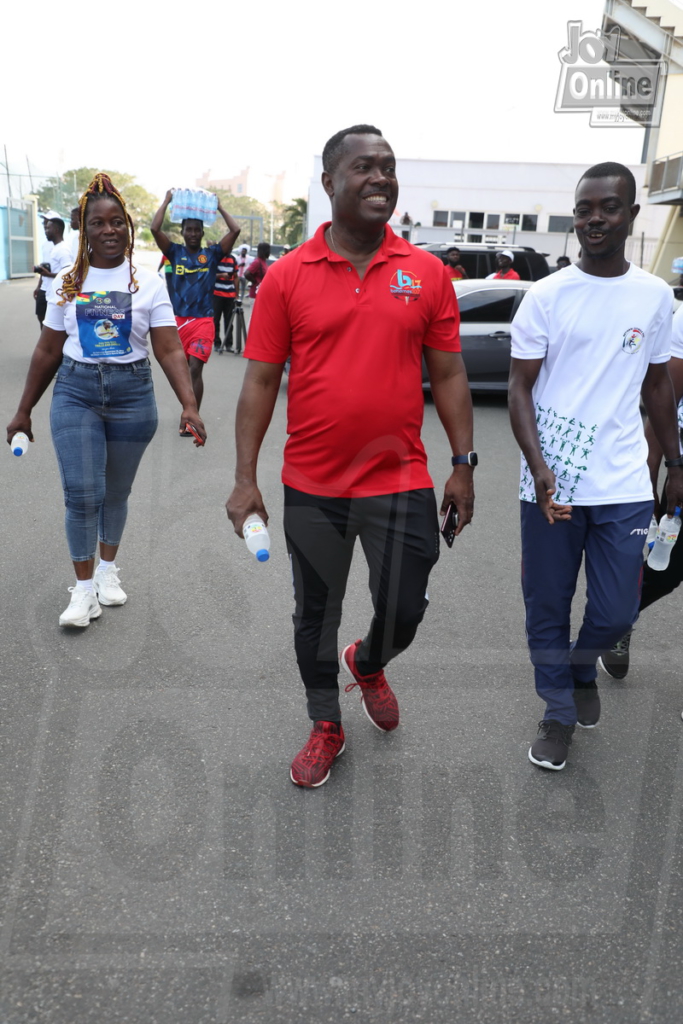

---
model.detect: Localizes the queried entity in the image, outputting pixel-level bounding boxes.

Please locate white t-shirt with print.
[511,262,672,505]
[44,240,73,302]
[44,262,176,364]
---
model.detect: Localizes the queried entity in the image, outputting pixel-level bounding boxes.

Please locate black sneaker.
[528,720,575,771]
[598,630,632,680]
[573,682,600,728]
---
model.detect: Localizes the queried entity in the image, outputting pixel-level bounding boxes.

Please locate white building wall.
[308,157,669,266]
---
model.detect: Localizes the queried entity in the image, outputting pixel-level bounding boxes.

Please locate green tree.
[37,168,160,239]
[281,198,307,246]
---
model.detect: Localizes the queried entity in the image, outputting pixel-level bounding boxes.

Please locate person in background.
[69,207,81,262]
[157,253,174,299]
[36,214,73,309]
[151,190,241,416]
[6,174,206,629]
[213,249,239,351]
[245,242,271,298]
[236,244,253,300]
[443,247,469,281]
[33,214,55,327]
[487,250,520,280]
[553,255,572,272]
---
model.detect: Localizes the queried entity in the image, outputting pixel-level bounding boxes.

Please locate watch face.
[469,452,478,467]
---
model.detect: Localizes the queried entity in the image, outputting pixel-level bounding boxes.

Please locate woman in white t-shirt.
[6,173,206,628]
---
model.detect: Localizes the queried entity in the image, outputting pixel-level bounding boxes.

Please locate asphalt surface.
[1,272,683,1023]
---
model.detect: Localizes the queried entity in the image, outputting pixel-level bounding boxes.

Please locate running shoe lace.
[299,732,339,765]
[612,631,632,656]
[537,720,574,746]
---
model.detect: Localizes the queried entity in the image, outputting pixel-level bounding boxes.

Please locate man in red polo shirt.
[226,124,475,787]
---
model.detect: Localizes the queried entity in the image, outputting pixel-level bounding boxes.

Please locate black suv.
[416,242,550,281]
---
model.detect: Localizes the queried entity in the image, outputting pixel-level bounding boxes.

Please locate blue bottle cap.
[676,506,681,517]
[12,446,23,456]
[256,549,270,562]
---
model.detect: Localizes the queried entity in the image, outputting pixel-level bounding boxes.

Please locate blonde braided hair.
[57,173,138,305]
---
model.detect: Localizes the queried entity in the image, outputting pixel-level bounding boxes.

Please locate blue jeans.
[50,357,158,561]
[520,499,652,725]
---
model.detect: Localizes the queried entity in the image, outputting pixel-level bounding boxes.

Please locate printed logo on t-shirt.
[198,254,207,264]
[622,327,645,355]
[520,404,599,505]
[75,291,133,358]
[390,269,422,303]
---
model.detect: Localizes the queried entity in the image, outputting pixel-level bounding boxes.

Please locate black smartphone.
[440,503,458,547]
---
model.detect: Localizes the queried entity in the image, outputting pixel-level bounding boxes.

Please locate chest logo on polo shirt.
[390,269,422,303]
[622,327,644,354]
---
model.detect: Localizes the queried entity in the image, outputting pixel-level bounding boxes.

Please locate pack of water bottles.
[169,188,218,226]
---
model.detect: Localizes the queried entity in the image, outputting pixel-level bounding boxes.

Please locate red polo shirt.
[245,223,461,497]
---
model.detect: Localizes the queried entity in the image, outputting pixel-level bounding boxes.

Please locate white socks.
[75,560,115,592]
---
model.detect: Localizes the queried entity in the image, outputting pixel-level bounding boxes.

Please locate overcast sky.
[2,0,654,202]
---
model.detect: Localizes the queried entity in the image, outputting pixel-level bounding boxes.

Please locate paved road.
[1,275,683,1023]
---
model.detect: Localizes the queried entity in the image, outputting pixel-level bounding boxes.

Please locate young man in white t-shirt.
[508,161,683,771]
[39,216,73,302]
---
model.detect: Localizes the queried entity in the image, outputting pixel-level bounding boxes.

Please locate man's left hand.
[441,467,474,537]
[665,466,683,516]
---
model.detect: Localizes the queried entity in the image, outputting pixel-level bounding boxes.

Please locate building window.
[433,210,448,227]
[467,233,483,243]
[504,213,520,226]
[548,215,574,233]
[486,214,500,229]
[522,214,538,232]
[237,183,243,193]
[450,211,466,228]
[468,212,485,229]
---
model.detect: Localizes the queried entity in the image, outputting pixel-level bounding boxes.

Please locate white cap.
[499,249,515,261]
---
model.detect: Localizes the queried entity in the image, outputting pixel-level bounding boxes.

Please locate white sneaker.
[59,587,102,628]
[93,564,127,606]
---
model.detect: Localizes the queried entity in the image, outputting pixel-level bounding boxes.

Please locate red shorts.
[176,316,215,363]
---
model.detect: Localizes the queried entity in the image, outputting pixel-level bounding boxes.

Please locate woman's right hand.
[6,413,33,445]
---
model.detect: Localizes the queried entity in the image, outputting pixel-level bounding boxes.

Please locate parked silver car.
[422,279,534,393]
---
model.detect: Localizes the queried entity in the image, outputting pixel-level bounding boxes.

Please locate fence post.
[640,231,645,268]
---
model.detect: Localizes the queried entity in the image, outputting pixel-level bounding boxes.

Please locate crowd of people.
[7,128,683,786]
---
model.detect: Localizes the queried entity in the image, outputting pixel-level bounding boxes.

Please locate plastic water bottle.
[243,514,270,562]
[643,514,658,558]
[647,507,682,570]
[10,431,30,456]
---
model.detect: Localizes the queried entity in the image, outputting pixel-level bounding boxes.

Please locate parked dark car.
[416,242,550,281]
[422,279,533,393]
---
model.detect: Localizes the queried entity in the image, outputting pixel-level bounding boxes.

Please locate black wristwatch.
[451,452,478,467]
[664,456,683,468]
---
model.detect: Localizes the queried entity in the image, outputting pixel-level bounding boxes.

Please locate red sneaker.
[341,640,400,732]
[290,721,345,787]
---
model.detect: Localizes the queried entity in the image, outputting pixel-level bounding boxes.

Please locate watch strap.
[665,456,683,468]
[451,452,478,467]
